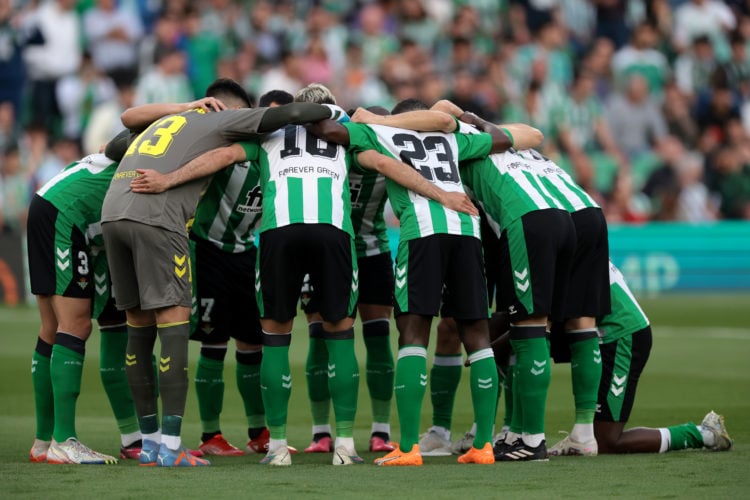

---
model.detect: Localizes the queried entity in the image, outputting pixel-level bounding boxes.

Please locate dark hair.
[104,129,134,162]
[391,98,428,114]
[258,89,294,107]
[366,105,390,116]
[205,78,252,108]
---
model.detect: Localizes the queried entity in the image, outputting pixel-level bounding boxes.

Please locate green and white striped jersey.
[190,160,262,253]
[521,149,599,213]
[349,157,390,257]
[597,261,650,343]
[345,122,492,242]
[36,153,118,247]
[240,124,352,236]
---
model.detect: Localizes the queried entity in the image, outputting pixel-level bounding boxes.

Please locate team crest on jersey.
[238,185,263,214]
[77,278,89,290]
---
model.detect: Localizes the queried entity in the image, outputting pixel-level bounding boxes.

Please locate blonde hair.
[294,83,337,105]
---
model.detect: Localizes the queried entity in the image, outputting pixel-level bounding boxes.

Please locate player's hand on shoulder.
[130,169,170,193]
[350,107,381,125]
[187,97,227,113]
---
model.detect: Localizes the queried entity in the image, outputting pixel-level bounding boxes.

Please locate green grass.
[1,294,749,499]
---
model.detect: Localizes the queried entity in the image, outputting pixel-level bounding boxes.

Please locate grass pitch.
[1,294,748,499]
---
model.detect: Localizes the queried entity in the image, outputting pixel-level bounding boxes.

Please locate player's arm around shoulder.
[130,144,247,193]
[356,150,478,216]
[306,119,351,147]
[351,107,456,133]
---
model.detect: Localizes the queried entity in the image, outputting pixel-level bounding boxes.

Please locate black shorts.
[189,236,262,345]
[395,234,488,320]
[27,195,92,298]
[566,207,611,319]
[257,224,357,323]
[480,211,503,310]
[595,326,652,423]
[301,251,393,315]
[496,209,575,322]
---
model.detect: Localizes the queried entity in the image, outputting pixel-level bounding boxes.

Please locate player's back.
[102,108,266,235]
[256,124,352,235]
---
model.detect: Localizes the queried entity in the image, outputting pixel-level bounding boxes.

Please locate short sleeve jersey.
[349,156,389,257]
[36,153,119,248]
[597,261,650,343]
[190,159,262,253]
[239,124,352,236]
[523,149,599,213]
[101,107,269,235]
[344,122,492,242]
[456,124,564,237]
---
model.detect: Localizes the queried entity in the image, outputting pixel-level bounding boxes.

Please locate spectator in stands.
[710,145,750,219]
[675,151,718,222]
[83,0,143,84]
[56,54,117,140]
[398,0,440,51]
[184,7,221,99]
[0,143,29,234]
[0,0,42,120]
[257,48,303,97]
[662,82,700,146]
[83,79,135,155]
[134,45,193,105]
[611,20,670,96]
[675,35,719,99]
[607,73,668,160]
[21,0,81,137]
[352,3,399,73]
[673,0,736,61]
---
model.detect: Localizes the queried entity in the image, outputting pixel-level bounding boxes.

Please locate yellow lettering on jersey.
[113,170,139,180]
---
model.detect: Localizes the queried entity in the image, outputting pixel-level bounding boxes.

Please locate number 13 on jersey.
[125,115,188,158]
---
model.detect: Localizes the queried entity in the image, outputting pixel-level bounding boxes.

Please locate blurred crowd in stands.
[2,0,750,236]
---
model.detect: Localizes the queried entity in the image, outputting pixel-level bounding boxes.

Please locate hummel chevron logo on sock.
[593,349,602,364]
[327,363,336,378]
[530,359,546,376]
[125,353,137,366]
[419,373,428,387]
[281,374,292,389]
[477,377,493,389]
[159,356,170,372]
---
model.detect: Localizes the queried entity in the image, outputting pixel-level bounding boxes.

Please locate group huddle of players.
[26,79,732,467]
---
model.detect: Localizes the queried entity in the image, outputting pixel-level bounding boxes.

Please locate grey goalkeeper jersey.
[101,108,268,235]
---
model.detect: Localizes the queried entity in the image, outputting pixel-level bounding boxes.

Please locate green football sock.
[32,338,54,441]
[261,332,292,440]
[509,362,522,435]
[195,354,225,434]
[468,349,499,448]
[500,363,513,429]
[568,330,601,424]
[394,346,428,451]
[325,329,359,439]
[667,424,704,450]
[51,333,86,442]
[510,325,550,435]
[157,322,190,439]
[236,350,265,429]
[306,322,330,427]
[99,326,139,435]
[363,320,394,425]
[430,354,462,430]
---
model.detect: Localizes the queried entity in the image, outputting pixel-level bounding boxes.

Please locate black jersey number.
[280,125,338,160]
[392,133,459,183]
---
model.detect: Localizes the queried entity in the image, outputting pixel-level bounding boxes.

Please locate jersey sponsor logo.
[238,185,263,214]
[277,165,341,180]
[530,359,547,376]
[174,254,187,278]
